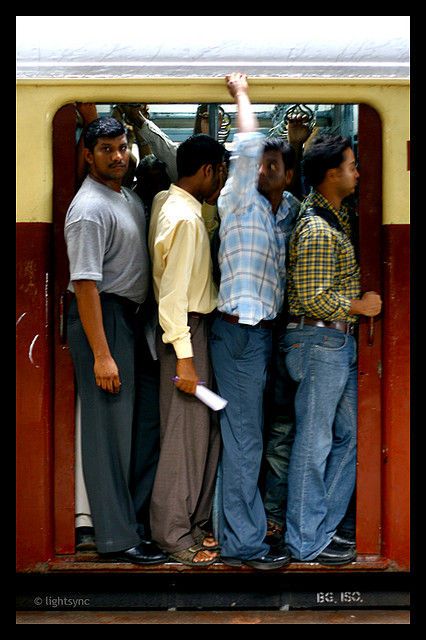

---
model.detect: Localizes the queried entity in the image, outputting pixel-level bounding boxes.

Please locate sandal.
[169,545,218,567]
[193,529,220,551]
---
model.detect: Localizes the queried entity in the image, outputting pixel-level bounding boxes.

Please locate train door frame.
[52,104,79,553]
[51,98,386,567]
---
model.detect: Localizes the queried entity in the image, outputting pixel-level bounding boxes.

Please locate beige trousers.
[150,316,221,553]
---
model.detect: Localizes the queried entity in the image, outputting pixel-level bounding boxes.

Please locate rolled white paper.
[195,385,228,411]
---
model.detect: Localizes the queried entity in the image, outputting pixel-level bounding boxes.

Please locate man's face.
[257,150,291,199]
[85,134,129,183]
[334,147,359,198]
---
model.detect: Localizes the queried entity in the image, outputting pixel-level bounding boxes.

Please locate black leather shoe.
[221,545,291,570]
[140,539,170,558]
[332,532,356,547]
[312,540,357,566]
[100,541,168,565]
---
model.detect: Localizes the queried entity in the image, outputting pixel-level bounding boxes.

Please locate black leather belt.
[69,291,141,313]
[220,312,276,330]
[98,292,141,312]
[288,315,355,335]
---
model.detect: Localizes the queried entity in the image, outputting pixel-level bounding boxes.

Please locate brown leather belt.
[220,312,276,330]
[288,315,355,335]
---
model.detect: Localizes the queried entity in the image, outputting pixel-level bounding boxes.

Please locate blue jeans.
[282,325,358,560]
[209,315,272,559]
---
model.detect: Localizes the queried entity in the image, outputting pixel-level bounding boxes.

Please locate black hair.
[134,154,169,180]
[302,134,352,188]
[176,134,225,179]
[83,117,127,152]
[263,137,297,171]
[133,154,171,207]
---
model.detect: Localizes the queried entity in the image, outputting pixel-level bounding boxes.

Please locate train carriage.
[16,16,410,601]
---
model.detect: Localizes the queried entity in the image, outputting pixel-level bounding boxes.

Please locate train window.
[90,101,358,161]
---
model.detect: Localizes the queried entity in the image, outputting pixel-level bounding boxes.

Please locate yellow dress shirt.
[149,184,218,359]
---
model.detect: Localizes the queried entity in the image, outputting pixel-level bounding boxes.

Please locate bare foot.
[202,534,220,549]
[193,548,218,562]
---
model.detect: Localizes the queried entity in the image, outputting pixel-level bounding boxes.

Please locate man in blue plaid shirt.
[209,73,297,570]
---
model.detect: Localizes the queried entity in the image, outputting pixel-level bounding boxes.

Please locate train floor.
[16,609,410,624]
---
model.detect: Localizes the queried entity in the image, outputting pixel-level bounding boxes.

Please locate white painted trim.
[16,15,410,80]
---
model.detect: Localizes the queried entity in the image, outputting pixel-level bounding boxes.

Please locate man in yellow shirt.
[148,134,226,566]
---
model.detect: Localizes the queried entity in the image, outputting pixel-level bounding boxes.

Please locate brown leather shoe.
[264,521,284,547]
[75,527,96,551]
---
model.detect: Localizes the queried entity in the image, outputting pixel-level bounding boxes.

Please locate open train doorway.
[52,99,383,566]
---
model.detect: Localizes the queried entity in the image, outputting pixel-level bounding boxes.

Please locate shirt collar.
[256,190,298,224]
[169,183,203,217]
[275,191,300,225]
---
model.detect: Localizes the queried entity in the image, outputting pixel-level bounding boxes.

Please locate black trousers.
[67,293,160,553]
[130,333,160,539]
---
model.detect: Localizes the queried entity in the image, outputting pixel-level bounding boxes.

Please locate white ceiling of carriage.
[16,15,410,79]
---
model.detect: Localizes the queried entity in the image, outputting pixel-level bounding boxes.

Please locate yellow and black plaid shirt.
[287,190,360,323]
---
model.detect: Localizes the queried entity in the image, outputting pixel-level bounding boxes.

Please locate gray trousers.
[150,315,221,553]
[67,294,155,553]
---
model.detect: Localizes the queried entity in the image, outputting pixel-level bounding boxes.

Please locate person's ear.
[83,148,94,166]
[285,168,294,185]
[203,163,213,178]
[326,167,339,183]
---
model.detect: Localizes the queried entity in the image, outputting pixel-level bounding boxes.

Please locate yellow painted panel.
[16,78,409,224]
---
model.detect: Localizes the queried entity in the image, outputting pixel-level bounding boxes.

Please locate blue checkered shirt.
[217,132,300,325]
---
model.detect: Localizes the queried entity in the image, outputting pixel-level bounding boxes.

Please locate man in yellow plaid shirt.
[283,134,382,565]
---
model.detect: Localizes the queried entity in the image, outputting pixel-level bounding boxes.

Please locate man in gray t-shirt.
[66,176,150,303]
[64,117,167,565]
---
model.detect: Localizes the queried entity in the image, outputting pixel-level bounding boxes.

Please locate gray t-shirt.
[65,175,149,304]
